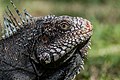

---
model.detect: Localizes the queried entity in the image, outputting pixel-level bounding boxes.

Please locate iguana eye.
[56,20,71,31]
[60,24,70,30]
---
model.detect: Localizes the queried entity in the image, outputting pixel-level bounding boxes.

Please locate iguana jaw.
[38,34,91,69]
[37,28,92,64]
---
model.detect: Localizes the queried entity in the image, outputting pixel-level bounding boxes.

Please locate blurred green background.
[0,0,120,80]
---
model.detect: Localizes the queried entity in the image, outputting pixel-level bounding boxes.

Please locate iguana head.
[0,0,93,79]
[35,15,93,66]
[1,0,92,68]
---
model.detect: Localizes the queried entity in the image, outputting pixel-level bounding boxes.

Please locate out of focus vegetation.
[0,0,120,80]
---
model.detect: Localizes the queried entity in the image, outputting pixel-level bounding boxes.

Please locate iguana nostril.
[86,20,92,31]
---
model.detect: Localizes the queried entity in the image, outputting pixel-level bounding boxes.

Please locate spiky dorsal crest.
[1,0,33,39]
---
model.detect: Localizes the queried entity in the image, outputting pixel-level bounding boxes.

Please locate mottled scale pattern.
[36,16,92,65]
[0,0,93,80]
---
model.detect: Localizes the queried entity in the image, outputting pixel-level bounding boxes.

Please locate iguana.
[0,0,93,80]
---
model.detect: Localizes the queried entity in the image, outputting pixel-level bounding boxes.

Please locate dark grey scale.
[61,38,73,50]
[71,16,74,21]
[76,21,81,29]
[51,46,61,57]
[57,38,65,47]
[75,30,80,36]
[55,41,67,57]
[75,36,83,43]
[65,39,74,48]
[43,15,55,22]
[79,34,85,41]
[63,42,68,46]
[77,17,83,25]
[60,45,67,51]
[67,43,73,48]
[88,32,93,37]
[68,31,73,38]
[74,17,79,24]
[83,34,88,41]
[37,48,51,64]
[52,52,60,62]
[51,39,68,59]
[55,46,62,53]
[71,39,77,46]
[48,47,60,62]
[85,33,90,39]
[75,38,80,44]
[64,47,71,54]
[79,22,83,29]
[62,40,71,48]
[83,33,88,40]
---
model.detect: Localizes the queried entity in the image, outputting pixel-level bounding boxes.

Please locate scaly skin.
[0,1,93,80]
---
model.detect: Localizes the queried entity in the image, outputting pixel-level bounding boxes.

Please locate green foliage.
[91,21,120,48]
[76,54,120,80]
[51,0,120,5]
